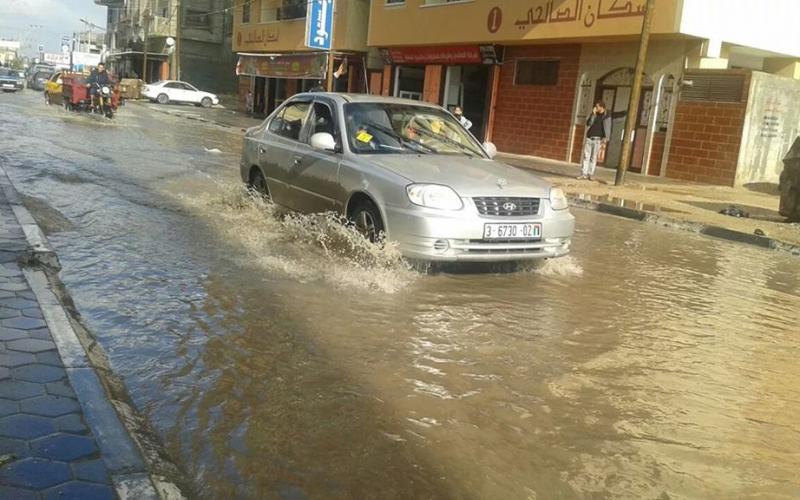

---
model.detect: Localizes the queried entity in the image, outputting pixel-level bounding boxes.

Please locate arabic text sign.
[305,0,334,50]
[236,54,327,79]
[514,0,645,30]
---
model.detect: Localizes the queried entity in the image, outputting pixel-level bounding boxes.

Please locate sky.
[0,0,107,56]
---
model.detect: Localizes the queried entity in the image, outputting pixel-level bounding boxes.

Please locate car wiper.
[361,120,436,154]
[408,126,480,158]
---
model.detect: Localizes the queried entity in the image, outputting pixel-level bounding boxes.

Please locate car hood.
[365,154,552,197]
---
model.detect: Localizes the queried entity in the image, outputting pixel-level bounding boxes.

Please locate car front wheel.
[200,97,212,108]
[157,93,169,105]
[349,200,385,244]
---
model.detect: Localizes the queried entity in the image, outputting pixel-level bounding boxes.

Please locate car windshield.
[0,68,15,77]
[343,102,487,157]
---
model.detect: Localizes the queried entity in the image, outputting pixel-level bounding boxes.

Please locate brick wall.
[381,65,392,96]
[647,132,666,176]
[492,44,581,160]
[665,72,750,185]
[237,76,250,112]
[369,71,383,95]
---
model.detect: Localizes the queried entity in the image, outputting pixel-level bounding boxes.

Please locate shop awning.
[235,52,328,79]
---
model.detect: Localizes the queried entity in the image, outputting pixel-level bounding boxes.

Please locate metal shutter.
[680,73,745,103]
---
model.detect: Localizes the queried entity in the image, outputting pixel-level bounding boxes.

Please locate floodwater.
[2,92,799,499]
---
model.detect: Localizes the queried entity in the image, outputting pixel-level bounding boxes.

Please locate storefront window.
[394,66,424,101]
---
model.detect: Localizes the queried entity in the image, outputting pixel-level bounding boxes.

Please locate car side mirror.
[483,141,498,159]
[310,132,337,152]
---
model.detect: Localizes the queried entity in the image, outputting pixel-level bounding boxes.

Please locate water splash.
[181,183,416,293]
[528,255,584,277]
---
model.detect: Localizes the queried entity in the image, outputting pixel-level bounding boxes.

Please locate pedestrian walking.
[453,106,472,130]
[579,101,611,180]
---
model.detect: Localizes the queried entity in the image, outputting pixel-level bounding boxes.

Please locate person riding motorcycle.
[87,63,111,110]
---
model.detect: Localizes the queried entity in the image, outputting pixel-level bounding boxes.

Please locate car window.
[310,102,336,139]
[182,83,197,91]
[164,82,182,89]
[269,101,310,141]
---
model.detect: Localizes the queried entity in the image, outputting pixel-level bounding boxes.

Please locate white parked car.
[143,80,219,107]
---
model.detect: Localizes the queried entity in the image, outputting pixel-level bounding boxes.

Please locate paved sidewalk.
[500,153,800,252]
[0,173,162,498]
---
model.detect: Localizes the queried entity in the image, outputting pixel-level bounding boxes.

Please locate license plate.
[483,223,541,239]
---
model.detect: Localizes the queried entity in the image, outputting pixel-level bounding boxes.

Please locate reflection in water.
[2,93,800,499]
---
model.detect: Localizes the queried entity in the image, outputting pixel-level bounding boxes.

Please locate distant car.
[0,68,25,92]
[44,71,64,105]
[29,70,52,91]
[143,80,219,108]
[240,93,575,262]
[27,63,55,87]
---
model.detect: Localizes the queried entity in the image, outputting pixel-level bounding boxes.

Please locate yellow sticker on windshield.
[431,121,442,134]
[356,131,373,143]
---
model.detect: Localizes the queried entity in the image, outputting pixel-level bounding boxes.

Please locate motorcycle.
[92,82,115,119]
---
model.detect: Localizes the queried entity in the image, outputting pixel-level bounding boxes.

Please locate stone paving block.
[6,338,57,353]
[37,351,66,367]
[12,364,66,384]
[0,351,37,367]
[21,308,44,319]
[29,328,54,340]
[0,485,38,500]
[0,291,15,299]
[0,367,9,380]
[54,414,87,434]
[2,317,48,331]
[0,414,56,439]
[45,381,77,399]
[0,398,18,417]
[44,480,115,500]
[72,459,109,484]
[0,436,29,456]
[0,457,71,489]
[31,433,98,462]
[0,266,22,278]
[0,298,38,310]
[20,395,81,417]
[16,292,37,301]
[0,308,21,319]
[0,328,27,341]
[0,380,46,400]
[0,282,29,292]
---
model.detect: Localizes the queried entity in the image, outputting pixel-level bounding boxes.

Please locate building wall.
[369,0,681,47]
[666,72,751,186]
[233,0,369,53]
[736,71,800,185]
[492,44,580,160]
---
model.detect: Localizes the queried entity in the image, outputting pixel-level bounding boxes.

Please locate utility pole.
[142,9,151,83]
[326,53,335,91]
[174,0,181,80]
[615,0,656,186]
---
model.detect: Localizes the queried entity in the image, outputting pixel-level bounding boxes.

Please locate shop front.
[379,45,503,141]
[236,51,366,117]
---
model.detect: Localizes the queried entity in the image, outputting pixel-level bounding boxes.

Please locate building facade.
[232,0,370,116]
[0,40,21,67]
[368,0,800,186]
[96,0,237,93]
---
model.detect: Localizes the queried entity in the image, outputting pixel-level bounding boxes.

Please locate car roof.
[293,92,442,108]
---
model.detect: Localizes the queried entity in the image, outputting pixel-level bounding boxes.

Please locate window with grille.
[242,1,251,24]
[514,60,560,86]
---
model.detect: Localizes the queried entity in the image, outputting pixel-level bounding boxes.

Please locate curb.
[0,165,184,499]
[568,194,800,256]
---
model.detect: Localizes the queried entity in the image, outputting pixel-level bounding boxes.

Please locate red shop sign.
[387,46,483,65]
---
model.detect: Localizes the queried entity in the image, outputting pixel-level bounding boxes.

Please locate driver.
[87,63,111,99]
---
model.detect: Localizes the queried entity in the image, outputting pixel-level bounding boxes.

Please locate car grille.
[472,197,540,217]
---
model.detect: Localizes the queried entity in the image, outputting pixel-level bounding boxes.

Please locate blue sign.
[305,0,334,51]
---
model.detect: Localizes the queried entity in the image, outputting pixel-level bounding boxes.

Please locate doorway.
[443,65,491,141]
[394,66,425,101]
[595,67,652,170]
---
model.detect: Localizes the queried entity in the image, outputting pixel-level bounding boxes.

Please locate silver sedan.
[240,93,574,262]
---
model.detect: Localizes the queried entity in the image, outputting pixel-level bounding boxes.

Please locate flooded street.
[1,92,799,499]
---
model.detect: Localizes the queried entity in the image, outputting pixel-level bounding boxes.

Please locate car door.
[163,82,185,102]
[181,82,201,103]
[289,99,345,214]
[256,99,312,210]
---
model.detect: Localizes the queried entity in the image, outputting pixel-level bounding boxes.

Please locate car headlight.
[407,184,463,210]
[549,187,569,210]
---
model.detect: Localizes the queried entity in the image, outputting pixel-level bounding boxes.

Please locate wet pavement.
[1,91,800,499]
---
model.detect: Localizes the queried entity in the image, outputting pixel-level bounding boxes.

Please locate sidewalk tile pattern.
[0,203,115,498]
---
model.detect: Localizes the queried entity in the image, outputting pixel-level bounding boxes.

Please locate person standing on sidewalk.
[579,101,612,180]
